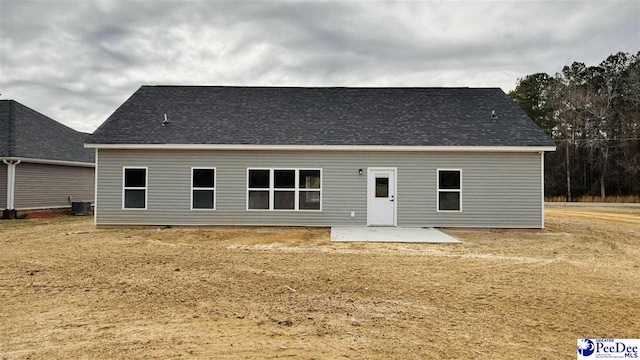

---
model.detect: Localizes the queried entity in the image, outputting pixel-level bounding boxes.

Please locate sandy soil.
[1,208,639,359]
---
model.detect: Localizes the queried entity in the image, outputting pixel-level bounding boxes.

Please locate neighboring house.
[0,100,95,212]
[86,86,555,228]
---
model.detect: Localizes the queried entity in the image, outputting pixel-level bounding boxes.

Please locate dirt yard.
[1,207,639,359]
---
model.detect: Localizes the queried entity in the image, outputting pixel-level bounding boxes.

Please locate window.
[191,168,216,210]
[437,169,461,212]
[248,169,270,209]
[375,177,389,198]
[274,170,295,209]
[123,167,147,209]
[247,168,322,211]
[299,169,321,210]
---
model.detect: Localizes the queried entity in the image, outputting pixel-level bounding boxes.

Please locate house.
[86,86,555,228]
[1,100,95,214]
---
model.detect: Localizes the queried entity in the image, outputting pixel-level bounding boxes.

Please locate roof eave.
[0,156,95,167]
[84,143,556,152]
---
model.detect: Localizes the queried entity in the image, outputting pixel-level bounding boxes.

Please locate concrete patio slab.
[331,226,461,243]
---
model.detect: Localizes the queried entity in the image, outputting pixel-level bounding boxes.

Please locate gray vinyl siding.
[0,163,6,209]
[14,162,95,209]
[96,150,543,228]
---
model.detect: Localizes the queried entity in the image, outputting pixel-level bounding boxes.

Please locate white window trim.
[246,168,322,212]
[190,167,217,211]
[122,166,148,210]
[436,168,462,213]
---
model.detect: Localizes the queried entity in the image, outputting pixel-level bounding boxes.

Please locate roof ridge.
[140,85,501,90]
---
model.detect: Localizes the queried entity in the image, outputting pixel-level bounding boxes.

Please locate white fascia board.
[0,157,95,167]
[84,143,557,152]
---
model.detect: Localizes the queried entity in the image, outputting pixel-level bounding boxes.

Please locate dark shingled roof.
[0,100,95,163]
[88,86,554,147]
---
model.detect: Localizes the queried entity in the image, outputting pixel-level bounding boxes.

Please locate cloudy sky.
[1,0,638,132]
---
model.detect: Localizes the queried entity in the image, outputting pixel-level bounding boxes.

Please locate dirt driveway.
[1,207,639,359]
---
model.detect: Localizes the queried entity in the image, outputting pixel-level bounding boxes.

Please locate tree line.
[509,51,640,200]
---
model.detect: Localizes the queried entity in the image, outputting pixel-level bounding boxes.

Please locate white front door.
[367,168,396,226]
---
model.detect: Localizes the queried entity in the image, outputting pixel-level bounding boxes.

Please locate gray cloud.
[1,0,638,132]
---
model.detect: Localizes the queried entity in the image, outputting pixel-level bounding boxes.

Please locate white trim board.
[84,144,556,152]
[94,149,98,225]
[0,157,94,167]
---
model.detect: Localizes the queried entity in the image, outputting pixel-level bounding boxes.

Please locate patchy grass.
[1,208,639,359]
[546,195,640,203]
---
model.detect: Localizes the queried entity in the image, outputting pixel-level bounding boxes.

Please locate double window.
[191,168,216,210]
[247,169,321,211]
[123,167,147,209]
[437,169,461,212]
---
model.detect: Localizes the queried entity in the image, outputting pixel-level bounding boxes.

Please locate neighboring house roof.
[87,86,554,147]
[0,100,95,163]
